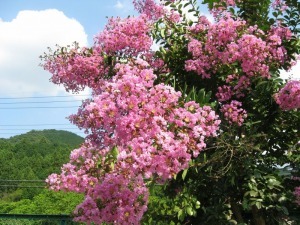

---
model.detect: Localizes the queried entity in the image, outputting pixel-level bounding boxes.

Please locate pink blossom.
[293,186,300,206]
[43,46,106,92]
[47,59,220,224]
[133,0,165,20]
[221,100,247,126]
[95,15,152,55]
[275,80,300,110]
[216,85,233,102]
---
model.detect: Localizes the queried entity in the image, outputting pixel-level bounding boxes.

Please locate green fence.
[0,214,80,225]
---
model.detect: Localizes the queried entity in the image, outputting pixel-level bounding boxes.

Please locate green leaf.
[255,202,262,209]
[249,190,258,197]
[160,28,166,38]
[173,173,177,180]
[195,201,201,209]
[197,88,205,104]
[182,169,188,181]
[111,145,118,159]
[177,209,184,221]
[186,207,193,216]
[281,206,289,215]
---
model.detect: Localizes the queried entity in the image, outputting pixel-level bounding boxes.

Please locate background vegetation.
[0,130,84,224]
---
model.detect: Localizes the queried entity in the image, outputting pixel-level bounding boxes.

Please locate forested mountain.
[7,129,83,146]
[0,130,84,216]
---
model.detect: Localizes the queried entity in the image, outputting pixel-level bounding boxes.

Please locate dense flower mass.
[275,80,300,110]
[95,15,152,55]
[69,61,220,179]
[42,0,300,224]
[43,15,153,93]
[43,46,106,92]
[133,0,166,20]
[73,174,148,225]
[220,100,247,126]
[46,60,220,224]
[185,15,290,80]
[185,14,294,126]
[294,187,300,206]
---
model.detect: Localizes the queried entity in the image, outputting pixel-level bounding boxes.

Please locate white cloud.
[280,61,300,80]
[113,0,133,13]
[115,1,124,9]
[203,12,214,23]
[0,9,88,97]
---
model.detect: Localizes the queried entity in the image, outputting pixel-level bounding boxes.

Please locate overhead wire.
[0,100,83,105]
[0,180,45,182]
[0,128,80,131]
[0,106,79,109]
[0,95,91,100]
[0,97,83,109]
[0,180,46,188]
[0,96,87,186]
[0,185,45,188]
[0,124,72,126]
[0,95,88,137]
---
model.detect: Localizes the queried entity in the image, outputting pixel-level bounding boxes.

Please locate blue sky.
[0,0,135,43]
[0,0,136,138]
[0,0,299,139]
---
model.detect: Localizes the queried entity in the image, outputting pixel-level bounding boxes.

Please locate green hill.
[0,130,85,218]
[0,129,84,201]
[8,129,84,147]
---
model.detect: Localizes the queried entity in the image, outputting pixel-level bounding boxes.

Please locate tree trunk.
[252,205,266,225]
[230,200,244,224]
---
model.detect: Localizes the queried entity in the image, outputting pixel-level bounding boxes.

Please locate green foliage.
[142,184,200,224]
[0,130,84,220]
[1,190,84,215]
[145,0,300,224]
[9,129,84,147]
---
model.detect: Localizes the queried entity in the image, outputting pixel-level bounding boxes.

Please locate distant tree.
[0,130,84,216]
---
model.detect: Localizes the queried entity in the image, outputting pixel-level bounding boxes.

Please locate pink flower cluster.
[95,15,152,56]
[210,0,287,16]
[209,0,241,17]
[220,100,247,126]
[73,174,148,225]
[186,15,289,80]
[294,186,300,206]
[275,80,300,110]
[46,146,105,192]
[70,61,220,180]
[47,59,220,224]
[43,46,106,92]
[133,0,166,20]
[271,0,287,11]
[43,14,155,93]
[185,14,293,125]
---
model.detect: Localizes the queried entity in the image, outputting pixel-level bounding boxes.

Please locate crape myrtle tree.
[41,0,300,224]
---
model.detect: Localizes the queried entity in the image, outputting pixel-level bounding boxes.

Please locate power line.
[0,106,79,109]
[0,185,45,188]
[0,180,45,182]
[0,124,72,126]
[0,95,91,100]
[0,180,46,188]
[0,128,81,131]
[0,131,86,135]
[0,128,85,135]
[0,100,82,105]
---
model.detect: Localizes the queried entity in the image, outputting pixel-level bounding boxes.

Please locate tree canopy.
[0,130,84,217]
[41,0,300,224]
